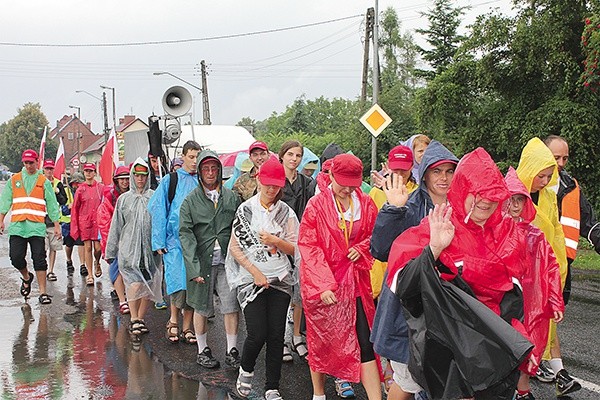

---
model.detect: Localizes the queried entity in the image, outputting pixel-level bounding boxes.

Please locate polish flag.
[99,128,119,184]
[38,127,47,169]
[54,138,66,180]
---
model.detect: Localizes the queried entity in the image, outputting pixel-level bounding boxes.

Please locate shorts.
[46,227,63,251]
[170,290,192,311]
[194,264,240,317]
[63,235,83,247]
[390,360,423,394]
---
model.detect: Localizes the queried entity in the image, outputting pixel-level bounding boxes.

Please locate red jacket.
[299,187,378,382]
[504,167,564,374]
[71,180,104,241]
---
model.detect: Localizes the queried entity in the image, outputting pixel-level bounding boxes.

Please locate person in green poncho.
[179,149,241,369]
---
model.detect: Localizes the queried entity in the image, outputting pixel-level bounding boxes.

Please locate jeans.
[241,287,291,390]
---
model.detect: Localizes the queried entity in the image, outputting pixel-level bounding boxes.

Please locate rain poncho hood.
[298,147,321,179]
[516,138,567,285]
[197,149,222,187]
[320,142,344,164]
[298,187,379,382]
[148,161,199,294]
[504,166,564,374]
[106,157,162,302]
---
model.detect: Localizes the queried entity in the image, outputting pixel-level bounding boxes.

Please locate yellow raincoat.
[516,137,567,358]
[368,180,418,298]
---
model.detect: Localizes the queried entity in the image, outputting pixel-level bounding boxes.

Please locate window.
[68,132,74,140]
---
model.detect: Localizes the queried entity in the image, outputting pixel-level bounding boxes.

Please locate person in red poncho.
[298,154,381,400]
[71,162,105,286]
[504,166,564,399]
[386,148,534,400]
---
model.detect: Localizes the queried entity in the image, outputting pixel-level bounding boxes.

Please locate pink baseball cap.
[388,145,413,170]
[21,149,38,162]
[257,158,286,187]
[331,154,363,187]
[43,159,55,169]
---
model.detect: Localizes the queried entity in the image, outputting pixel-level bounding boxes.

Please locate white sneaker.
[265,389,283,400]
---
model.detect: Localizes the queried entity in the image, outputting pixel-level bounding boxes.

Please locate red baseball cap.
[83,162,96,171]
[388,145,413,170]
[249,141,268,153]
[428,159,458,170]
[257,158,285,187]
[21,149,38,163]
[113,165,130,179]
[331,154,363,187]
[43,159,55,169]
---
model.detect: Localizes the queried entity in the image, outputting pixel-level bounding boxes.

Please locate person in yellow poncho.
[516,137,581,397]
[369,145,419,300]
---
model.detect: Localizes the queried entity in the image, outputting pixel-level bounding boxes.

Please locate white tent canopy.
[169,125,255,156]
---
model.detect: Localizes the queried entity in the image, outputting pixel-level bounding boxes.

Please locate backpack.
[168,171,178,206]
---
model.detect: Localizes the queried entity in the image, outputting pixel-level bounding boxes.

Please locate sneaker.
[555,369,582,396]
[236,367,254,398]
[225,347,241,367]
[334,378,355,399]
[265,389,283,400]
[535,360,555,383]
[515,392,535,399]
[155,300,168,310]
[196,347,220,369]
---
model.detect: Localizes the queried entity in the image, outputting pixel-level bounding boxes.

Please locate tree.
[0,103,50,172]
[414,0,600,209]
[415,0,467,80]
[236,117,257,136]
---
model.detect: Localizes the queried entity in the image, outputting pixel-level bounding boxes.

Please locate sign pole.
[371,0,380,173]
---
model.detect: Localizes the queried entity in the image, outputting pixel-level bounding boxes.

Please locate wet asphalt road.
[0,220,599,398]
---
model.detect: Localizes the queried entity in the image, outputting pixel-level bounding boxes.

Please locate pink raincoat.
[71,180,104,241]
[298,186,379,382]
[504,167,564,374]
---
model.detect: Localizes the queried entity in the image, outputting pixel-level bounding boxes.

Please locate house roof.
[83,136,106,154]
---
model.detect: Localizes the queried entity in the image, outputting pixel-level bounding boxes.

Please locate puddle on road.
[0,286,232,400]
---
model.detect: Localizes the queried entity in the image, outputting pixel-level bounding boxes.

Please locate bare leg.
[65,245,73,262]
[517,372,531,393]
[387,382,412,400]
[193,311,208,335]
[84,240,93,277]
[224,312,239,335]
[77,245,86,267]
[293,303,303,337]
[310,370,326,396]
[48,249,56,274]
[361,360,382,400]
[182,308,194,332]
[114,274,127,303]
[35,270,47,295]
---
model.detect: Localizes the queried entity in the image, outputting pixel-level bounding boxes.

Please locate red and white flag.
[99,128,119,185]
[54,137,66,180]
[38,126,47,169]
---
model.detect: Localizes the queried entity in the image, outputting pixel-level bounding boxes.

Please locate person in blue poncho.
[148,140,201,344]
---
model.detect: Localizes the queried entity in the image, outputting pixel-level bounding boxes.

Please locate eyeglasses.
[201,166,219,172]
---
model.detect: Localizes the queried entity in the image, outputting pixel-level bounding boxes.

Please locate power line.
[0,14,363,48]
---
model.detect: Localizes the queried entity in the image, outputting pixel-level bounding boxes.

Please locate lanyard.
[335,196,354,248]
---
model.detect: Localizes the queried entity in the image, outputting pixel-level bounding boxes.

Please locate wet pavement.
[0,223,599,399]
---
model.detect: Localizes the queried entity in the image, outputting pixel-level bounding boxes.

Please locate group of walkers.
[1,132,598,400]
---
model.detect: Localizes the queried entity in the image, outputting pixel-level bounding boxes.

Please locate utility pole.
[102,91,110,143]
[200,60,211,125]
[371,0,380,173]
[361,8,374,103]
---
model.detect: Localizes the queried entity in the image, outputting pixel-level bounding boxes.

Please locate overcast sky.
[0,0,514,135]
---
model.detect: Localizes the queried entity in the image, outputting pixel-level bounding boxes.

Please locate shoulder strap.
[168,171,178,205]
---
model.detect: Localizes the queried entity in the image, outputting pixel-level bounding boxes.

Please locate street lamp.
[100,85,117,142]
[75,90,101,101]
[68,105,81,170]
[153,71,202,92]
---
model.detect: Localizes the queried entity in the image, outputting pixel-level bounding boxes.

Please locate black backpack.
[167,172,178,206]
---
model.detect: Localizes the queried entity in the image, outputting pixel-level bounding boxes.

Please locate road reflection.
[2,283,231,399]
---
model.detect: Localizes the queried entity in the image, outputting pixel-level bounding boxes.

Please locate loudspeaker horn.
[162,86,192,117]
[163,120,181,145]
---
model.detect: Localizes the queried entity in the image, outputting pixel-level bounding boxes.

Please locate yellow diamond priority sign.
[360,103,392,137]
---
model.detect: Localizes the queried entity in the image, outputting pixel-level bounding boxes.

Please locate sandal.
[39,293,52,305]
[166,321,179,343]
[130,320,143,335]
[180,329,197,344]
[138,320,149,334]
[119,301,130,315]
[335,379,355,399]
[80,264,88,276]
[86,276,94,286]
[20,272,34,298]
[282,344,293,362]
[47,272,57,281]
[66,260,75,275]
[291,338,308,358]
[94,261,102,278]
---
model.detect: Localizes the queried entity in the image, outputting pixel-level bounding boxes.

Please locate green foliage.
[414,0,600,212]
[0,103,50,172]
[415,0,468,79]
